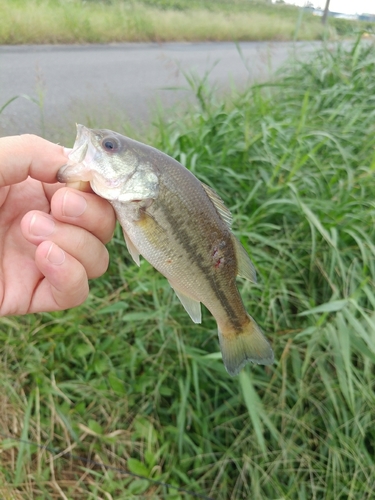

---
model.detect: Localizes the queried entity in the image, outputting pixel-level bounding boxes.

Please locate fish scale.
[57,124,274,376]
[122,184,242,329]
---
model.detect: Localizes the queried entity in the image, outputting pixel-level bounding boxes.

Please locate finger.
[20,211,110,279]
[28,241,89,313]
[50,187,116,244]
[0,134,69,187]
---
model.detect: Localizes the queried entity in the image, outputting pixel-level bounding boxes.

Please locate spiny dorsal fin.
[201,182,232,228]
[232,235,257,283]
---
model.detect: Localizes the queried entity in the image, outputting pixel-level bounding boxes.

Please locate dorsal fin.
[201,182,232,228]
[232,236,257,283]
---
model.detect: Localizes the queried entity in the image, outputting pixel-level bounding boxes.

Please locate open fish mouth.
[68,124,90,163]
[57,125,97,184]
[57,124,127,200]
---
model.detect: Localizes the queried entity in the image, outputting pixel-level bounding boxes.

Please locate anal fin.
[168,281,201,324]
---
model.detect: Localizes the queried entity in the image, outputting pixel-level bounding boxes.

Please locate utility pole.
[322,0,331,25]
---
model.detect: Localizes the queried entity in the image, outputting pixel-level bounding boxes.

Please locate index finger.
[0,134,69,187]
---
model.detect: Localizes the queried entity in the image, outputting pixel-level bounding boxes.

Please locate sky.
[283,0,375,15]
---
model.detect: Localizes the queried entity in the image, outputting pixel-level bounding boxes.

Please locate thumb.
[0,134,69,187]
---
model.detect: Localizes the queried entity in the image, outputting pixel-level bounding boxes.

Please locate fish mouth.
[57,124,96,183]
[68,124,90,163]
[57,124,125,200]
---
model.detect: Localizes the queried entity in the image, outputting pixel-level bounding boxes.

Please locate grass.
[2,0,373,45]
[1,38,375,498]
[0,0,347,44]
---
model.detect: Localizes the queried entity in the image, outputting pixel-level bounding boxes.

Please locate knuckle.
[57,272,89,309]
[88,246,109,279]
[72,230,89,255]
[93,202,116,243]
[20,133,41,149]
[21,133,37,142]
[101,227,115,245]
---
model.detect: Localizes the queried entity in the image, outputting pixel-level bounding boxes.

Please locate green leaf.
[97,301,128,314]
[75,343,94,357]
[239,371,279,455]
[202,352,222,359]
[88,419,103,435]
[108,373,126,394]
[292,190,335,247]
[94,358,108,375]
[15,392,34,485]
[145,449,156,468]
[128,478,150,494]
[127,458,150,477]
[298,299,348,316]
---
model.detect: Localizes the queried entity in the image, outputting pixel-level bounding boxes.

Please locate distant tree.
[322,0,331,25]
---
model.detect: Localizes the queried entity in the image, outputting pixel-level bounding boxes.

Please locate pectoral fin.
[168,281,201,324]
[122,229,141,266]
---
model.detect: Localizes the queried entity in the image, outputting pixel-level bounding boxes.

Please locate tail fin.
[218,315,274,376]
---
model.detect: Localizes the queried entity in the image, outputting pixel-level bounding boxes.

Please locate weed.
[1,39,375,498]
[0,0,329,44]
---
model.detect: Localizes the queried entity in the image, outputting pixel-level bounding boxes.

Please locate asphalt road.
[0,41,321,143]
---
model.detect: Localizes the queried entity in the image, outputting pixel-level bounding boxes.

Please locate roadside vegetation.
[1,38,375,498]
[0,0,373,44]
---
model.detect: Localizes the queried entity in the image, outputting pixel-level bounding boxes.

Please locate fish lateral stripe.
[157,196,245,331]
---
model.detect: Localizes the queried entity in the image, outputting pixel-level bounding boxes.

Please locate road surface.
[0,41,321,143]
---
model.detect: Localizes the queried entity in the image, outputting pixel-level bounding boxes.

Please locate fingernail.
[62,190,87,217]
[30,214,55,236]
[46,243,65,265]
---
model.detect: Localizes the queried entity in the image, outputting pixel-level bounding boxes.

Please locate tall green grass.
[1,39,375,498]
[0,0,330,44]
[2,0,372,45]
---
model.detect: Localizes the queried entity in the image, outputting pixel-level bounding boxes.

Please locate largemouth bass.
[58,125,274,376]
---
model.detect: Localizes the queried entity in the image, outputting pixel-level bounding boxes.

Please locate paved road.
[0,41,321,143]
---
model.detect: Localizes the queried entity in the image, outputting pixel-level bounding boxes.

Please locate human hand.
[0,134,116,316]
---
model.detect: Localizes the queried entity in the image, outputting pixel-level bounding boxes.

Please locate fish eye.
[102,137,119,152]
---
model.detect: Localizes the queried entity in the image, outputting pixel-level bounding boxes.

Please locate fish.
[57,124,274,376]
